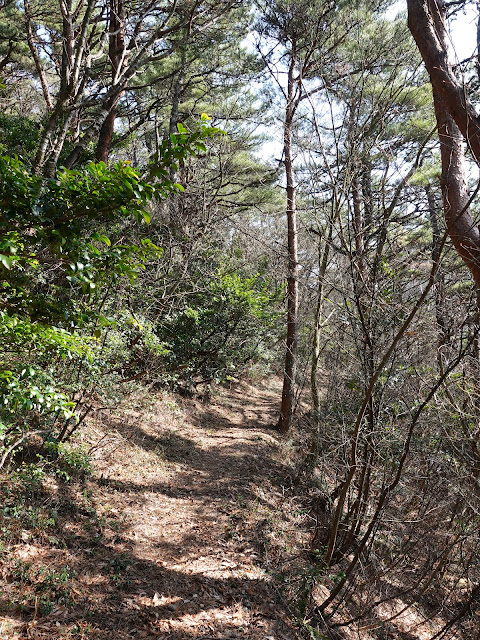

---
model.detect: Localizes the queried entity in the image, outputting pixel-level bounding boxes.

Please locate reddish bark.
[407,0,480,158]
[407,0,480,288]
[96,0,127,162]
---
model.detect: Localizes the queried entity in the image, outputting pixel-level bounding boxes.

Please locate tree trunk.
[167,47,187,227]
[25,1,53,111]
[426,185,451,351]
[96,0,126,162]
[277,52,299,434]
[309,218,333,461]
[408,0,480,288]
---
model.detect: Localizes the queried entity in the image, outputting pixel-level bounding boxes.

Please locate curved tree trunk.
[408,0,480,288]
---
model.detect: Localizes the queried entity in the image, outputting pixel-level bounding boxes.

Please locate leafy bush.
[45,441,92,481]
[0,118,222,463]
[156,268,281,387]
[11,560,75,614]
[0,114,41,161]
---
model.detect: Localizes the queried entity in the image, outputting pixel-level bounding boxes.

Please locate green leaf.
[0,254,13,269]
[98,234,111,246]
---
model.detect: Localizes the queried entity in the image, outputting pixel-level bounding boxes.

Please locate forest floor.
[0,378,308,639]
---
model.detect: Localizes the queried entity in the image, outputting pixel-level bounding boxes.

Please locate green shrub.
[156,268,281,387]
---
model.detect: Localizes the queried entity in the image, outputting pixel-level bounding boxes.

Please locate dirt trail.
[2,378,299,639]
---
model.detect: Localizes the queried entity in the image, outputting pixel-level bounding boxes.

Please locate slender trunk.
[60,0,74,96]
[167,47,186,226]
[43,111,75,177]
[323,239,443,567]
[309,218,333,460]
[339,170,376,560]
[277,51,299,434]
[434,92,480,285]
[352,176,365,280]
[169,48,186,140]
[33,100,69,174]
[31,0,87,174]
[361,161,373,239]
[25,3,53,111]
[427,185,451,351]
[96,0,126,162]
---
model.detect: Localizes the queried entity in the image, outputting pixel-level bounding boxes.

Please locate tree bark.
[24,1,53,111]
[408,0,480,288]
[407,0,480,158]
[96,0,127,162]
[277,51,299,434]
[426,184,451,349]
[309,219,332,460]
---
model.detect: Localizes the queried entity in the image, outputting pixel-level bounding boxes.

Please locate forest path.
[17,377,298,640]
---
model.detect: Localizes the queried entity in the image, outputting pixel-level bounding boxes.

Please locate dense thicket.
[1,0,480,637]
